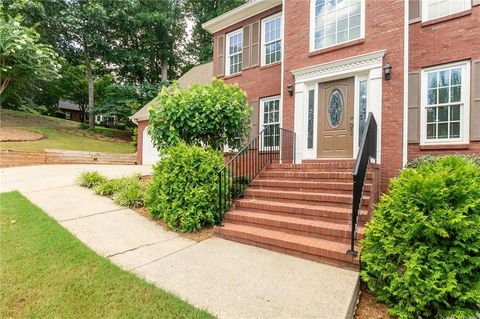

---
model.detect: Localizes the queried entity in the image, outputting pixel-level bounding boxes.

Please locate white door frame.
[292,50,385,163]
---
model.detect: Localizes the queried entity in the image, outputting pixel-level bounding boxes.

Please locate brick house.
[199,0,480,271]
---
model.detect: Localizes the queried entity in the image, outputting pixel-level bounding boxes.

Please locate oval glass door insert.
[327,89,344,128]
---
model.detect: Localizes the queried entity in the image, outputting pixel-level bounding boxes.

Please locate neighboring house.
[58,100,84,122]
[130,62,213,165]
[58,100,117,126]
[200,0,480,270]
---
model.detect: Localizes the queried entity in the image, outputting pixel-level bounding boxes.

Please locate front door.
[317,77,354,158]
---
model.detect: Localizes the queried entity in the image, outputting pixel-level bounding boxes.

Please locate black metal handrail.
[217,125,296,225]
[347,112,377,257]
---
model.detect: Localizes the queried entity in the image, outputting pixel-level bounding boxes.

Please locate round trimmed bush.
[361,156,480,319]
[145,143,224,232]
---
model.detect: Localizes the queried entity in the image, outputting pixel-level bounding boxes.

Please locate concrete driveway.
[0,164,359,319]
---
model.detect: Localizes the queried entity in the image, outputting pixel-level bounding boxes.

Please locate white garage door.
[142,125,161,165]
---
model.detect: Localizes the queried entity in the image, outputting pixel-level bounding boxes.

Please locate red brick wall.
[283,0,405,191]
[136,120,148,165]
[408,5,480,160]
[213,5,283,102]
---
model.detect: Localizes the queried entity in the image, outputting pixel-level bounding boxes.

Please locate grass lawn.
[1,109,134,154]
[0,192,212,319]
[1,126,135,153]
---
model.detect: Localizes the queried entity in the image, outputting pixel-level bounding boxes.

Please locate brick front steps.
[215,160,380,271]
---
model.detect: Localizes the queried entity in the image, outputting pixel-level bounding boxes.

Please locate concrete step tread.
[227,210,364,235]
[219,223,360,262]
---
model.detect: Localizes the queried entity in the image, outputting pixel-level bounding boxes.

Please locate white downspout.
[402,0,409,166]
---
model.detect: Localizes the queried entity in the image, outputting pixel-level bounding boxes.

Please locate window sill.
[419,143,470,150]
[421,9,472,27]
[259,61,281,70]
[223,72,242,80]
[309,38,365,57]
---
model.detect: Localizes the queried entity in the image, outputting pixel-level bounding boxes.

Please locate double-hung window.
[422,0,471,22]
[421,61,470,144]
[226,30,243,75]
[262,14,282,65]
[311,0,363,51]
[260,97,280,148]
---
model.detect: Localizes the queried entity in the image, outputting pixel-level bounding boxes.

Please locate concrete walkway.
[1,164,360,319]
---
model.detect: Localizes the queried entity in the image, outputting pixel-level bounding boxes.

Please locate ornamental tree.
[148,79,251,150]
[0,16,60,108]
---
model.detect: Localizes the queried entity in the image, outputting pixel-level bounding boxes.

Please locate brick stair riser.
[235,201,370,224]
[250,185,371,196]
[224,214,364,243]
[266,167,354,172]
[243,190,371,207]
[259,172,374,183]
[216,227,360,267]
[252,180,373,193]
[300,159,356,165]
[216,232,360,271]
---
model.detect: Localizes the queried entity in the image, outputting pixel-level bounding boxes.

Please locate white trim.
[292,50,385,83]
[420,60,471,145]
[259,95,281,150]
[309,0,366,53]
[403,0,409,166]
[261,13,282,67]
[225,29,243,76]
[202,0,282,34]
[354,74,369,157]
[293,51,384,163]
[303,84,318,160]
[421,0,471,22]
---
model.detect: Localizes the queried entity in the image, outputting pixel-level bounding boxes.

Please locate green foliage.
[361,156,480,319]
[78,123,89,130]
[78,171,107,188]
[149,79,251,150]
[405,154,480,169]
[113,182,144,208]
[146,143,224,232]
[231,175,251,199]
[0,15,60,109]
[94,174,140,196]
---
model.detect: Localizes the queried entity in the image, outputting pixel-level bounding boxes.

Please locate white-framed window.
[421,61,470,145]
[422,0,471,22]
[225,29,243,75]
[261,13,282,66]
[260,96,280,148]
[65,111,71,120]
[310,0,364,52]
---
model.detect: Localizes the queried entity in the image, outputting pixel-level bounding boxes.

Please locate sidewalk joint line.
[24,184,77,193]
[58,208,125,222]
[129,242,199,271]
[106,237,181,259]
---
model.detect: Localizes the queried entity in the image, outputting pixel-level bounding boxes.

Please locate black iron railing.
[347,112,377,257]
[217,125,296,225]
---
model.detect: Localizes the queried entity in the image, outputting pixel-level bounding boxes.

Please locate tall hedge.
[361,156,480,318]
[148,79,251,150]
[145,143,224,232]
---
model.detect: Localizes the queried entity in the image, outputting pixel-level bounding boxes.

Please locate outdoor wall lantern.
[287,84,294,96]
[384,63,392,81]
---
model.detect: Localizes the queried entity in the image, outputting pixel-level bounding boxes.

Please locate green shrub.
[361,156,480,319]
[94,174,141,196]
[78,123,89,130]
[405,154,480,169]
[113,183,144,208]
[78,171,107,188]
[231,175,251,199]
[145,143,224,232]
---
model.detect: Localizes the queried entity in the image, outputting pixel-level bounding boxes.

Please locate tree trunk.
[161,60,169,82]
[85,56,95,128]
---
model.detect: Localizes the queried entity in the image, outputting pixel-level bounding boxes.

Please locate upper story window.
[311,0,364,51]
[421,61,470,144]
[422,0,471,22]
[226,29,243,75]
[261,14,282,66]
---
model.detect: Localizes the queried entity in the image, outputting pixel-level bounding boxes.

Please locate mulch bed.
[0,127,45,142]
[355,283,393,319]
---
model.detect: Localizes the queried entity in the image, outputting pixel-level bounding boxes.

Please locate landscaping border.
[0,149,136,167]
